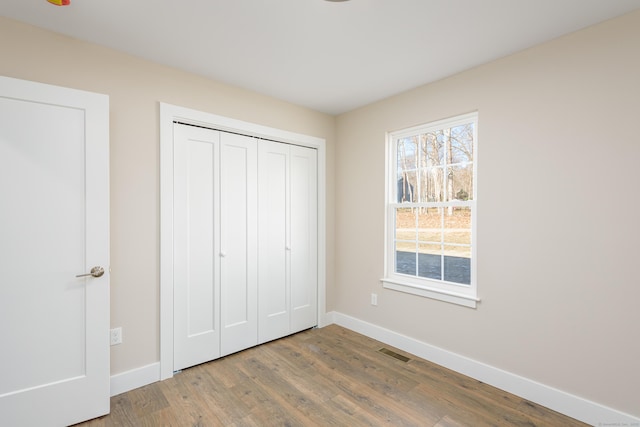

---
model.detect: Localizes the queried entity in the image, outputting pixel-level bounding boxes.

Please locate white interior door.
[0,76,110,426]
[220,132,258,356]
[173,124,221,371]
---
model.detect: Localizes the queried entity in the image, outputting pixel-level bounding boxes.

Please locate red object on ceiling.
[47,0,71,6]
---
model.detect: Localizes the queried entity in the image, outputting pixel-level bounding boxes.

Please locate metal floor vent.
[378,347,410,362]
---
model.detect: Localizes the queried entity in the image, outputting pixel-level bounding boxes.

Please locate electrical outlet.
[371,293,378,306]
[110,327,122,346]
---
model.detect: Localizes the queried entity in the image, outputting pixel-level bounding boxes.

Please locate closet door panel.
[173,124,220,371]
[290,146,318,332]
[258,141,290,344]
[220,132,258,356]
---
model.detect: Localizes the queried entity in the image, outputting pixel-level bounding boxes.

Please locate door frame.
[159,102,327,380]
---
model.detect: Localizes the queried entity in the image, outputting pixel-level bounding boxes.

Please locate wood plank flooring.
[76,325,588,426]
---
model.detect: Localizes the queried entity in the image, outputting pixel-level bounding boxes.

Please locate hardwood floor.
[77,325,588,426]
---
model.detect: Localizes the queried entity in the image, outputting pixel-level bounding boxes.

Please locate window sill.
[381,278,479,308]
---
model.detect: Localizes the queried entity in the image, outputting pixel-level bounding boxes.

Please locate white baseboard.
[110,362,161,397]
[328,311,639,426]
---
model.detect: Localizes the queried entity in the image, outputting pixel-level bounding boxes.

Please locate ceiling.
[2,1,639,114]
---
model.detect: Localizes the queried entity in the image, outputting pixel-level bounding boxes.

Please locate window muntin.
[385,113,477,305]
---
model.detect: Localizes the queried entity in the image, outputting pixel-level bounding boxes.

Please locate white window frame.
[382,112,479,308]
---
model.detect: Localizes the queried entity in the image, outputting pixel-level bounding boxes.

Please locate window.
[383,112,478,308]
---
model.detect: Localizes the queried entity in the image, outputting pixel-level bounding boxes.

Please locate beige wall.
[0,16,336,375]
[335,10,640,417]
[2,8,639,419]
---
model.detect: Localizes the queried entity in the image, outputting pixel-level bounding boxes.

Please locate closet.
[172,123,317,372]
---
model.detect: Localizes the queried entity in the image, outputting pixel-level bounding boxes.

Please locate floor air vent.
[378,348,410,362]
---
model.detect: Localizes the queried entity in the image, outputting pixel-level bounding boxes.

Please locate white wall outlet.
[371,293,378,306]
[110,327,122,346]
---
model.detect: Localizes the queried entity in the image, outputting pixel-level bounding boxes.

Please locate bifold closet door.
[173,125,258,367]
[219,132,258,356]
[258,142,317,344]
[290,145,318,332]
[258,142,290,342]
[173,124,221,371]
[173,124,313,367]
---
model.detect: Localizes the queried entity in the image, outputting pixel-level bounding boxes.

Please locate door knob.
[76,266,105,278]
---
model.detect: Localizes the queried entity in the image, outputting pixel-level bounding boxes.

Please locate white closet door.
[173,124,221,371]
[258,142,317,342]
[220,132,258,356]
[290,145,318,332]
[258,141,291,343]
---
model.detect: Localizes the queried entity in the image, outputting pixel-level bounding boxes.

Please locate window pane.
[397,171,417,203]
[443,244,471,259]
[395,240,416,253]
[444,207,471,245]
[396,207,416,276]
[417,208,441,242]
[450,123,474,164]
[443,244,471,285]
[419,166,444,202]
[397,136,418,203]
[417,243,441,280]
[395,248,417,276]
[422,132,444,167]
[395,208,415,241]
[397,136,417,172]
[449,164,473,201]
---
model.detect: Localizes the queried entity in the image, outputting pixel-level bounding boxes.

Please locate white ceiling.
[2,1,639,114]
